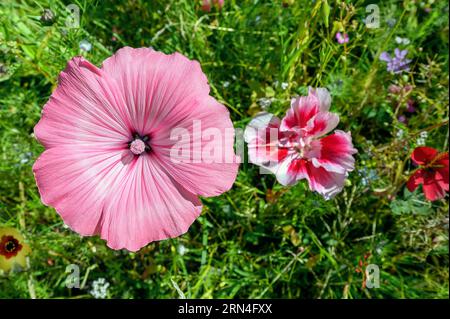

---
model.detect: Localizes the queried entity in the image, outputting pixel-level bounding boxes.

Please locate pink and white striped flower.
[244,88,357,199]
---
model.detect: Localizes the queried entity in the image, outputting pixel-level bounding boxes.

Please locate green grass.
[0,0,448,298]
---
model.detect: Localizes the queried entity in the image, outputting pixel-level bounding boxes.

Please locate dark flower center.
[0,235,23,259]
[128,134,150,156]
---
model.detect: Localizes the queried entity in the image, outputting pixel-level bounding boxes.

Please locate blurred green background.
[0,0,448,298]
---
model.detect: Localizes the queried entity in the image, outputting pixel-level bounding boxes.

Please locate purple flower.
[380,49,412,74]
[336,32,349,44]
[406,99,416,113]
[398,115,407,124]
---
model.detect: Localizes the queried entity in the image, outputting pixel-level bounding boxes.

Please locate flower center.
[289,136,320,160]
[128,134,150,155]
[130,139,146,155]
[0,235,22,259]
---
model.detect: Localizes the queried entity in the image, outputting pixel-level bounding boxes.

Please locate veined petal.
[100,154,202,251]
[34,57,131,150]
[275,156,308,186]
[305,111,340,138]
[33,146,131,236]
[281,94,321,131]
[33,48,240,251]
[311,130,357,173]
[303,163,347,200]
[150,96,239,197]
[101,47,210,137]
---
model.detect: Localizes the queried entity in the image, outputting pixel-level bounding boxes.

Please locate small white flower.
[177,244,187,256]
[419,131,428,139]
[223,81,230,88]
[257,97,274,110]
[396,129,404,138]
[395,36,410,45]
[79,39,92,52]
[280,82,289,90]
[90,278,110,299]
[416,137,425,146]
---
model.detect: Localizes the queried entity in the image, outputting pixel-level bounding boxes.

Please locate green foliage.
[0,0,448,299]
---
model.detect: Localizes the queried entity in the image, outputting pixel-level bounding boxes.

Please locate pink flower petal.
[244,112,288,169]
[311,130,357,173]
[275,157,347,199]
[101,47,210,137]
[33,146,129,236]
[151,96,239,197]
[281,94,320,131]
[308,87,331,112]
[275,156,307,186]
[100,155,202,251]
[34,57,131,150]
[305,111,340,138]
[280,88,332,132]
[303,163,347,199]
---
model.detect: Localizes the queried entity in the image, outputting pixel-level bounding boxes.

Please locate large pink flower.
[244,88,357,199]
[33,47,239,251]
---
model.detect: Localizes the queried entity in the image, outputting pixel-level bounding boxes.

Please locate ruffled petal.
[149,96,239,197]
[305,111,340,138]
[280,88,332,132]
[303,163,347,199]
[33,147,130,236]
[99,154,202,251]
[309,87,331,112]
[281,94,320,131]
[275,156,308,186]
[311,130,357,173]
[410,146,439,165]
[406,169,424,193]
[244,112,289,168]
[422,172,446,201]
[34,56,131,150]
[101,47,210,137]
[435,153,449,191]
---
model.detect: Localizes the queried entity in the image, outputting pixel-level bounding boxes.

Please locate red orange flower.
[407,146,449,201]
